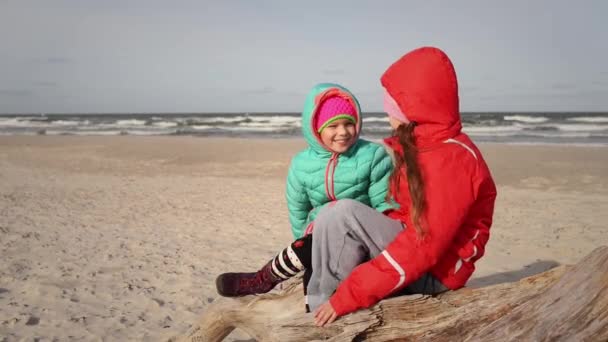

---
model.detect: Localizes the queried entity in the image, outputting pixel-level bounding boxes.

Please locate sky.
[1,0,607,114]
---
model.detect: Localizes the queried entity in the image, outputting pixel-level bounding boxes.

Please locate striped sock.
[269,244,305,280]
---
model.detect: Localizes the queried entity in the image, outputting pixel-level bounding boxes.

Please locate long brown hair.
[387,122,426,235]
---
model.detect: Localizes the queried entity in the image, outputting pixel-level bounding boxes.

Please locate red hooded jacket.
[329,47,497,316]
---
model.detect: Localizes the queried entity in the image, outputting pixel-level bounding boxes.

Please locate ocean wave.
[0,118,33,127]
[504,115,549,123]
[555,124,608,132]
[190,125,213,130]
[256,116,300,124]
[1,112,607,145]
[463,125,524,134]
[115,119,146,126]
[567,116,608,123]
[51,120,85,126]
[239,121,301,128]
[194,116,246,124]
[363,117,389,123]
[45,130,121,136]
[45,129,169,136]
[189,115,301,125]
[152,121,178,128]
[228,126,286,132]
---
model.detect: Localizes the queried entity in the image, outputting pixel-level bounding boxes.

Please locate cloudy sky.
[1,0,607,113]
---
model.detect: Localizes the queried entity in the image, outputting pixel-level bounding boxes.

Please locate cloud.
[0,89,33,97]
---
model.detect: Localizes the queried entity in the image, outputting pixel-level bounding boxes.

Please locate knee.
[332,199,362,215]
[314,199,358,225]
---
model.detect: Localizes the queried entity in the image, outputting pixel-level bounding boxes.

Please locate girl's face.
[388,116,403,130]
[320,118,357,153]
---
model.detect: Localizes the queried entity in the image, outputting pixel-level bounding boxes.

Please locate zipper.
[324,153,339,201]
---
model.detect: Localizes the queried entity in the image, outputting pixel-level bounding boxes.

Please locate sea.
[1,112,608,146]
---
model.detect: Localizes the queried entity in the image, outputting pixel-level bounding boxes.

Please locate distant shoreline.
[1,112,607,146]
[2,111,608,116]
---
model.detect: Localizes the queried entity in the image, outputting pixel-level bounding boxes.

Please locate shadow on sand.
[467,260,561,288]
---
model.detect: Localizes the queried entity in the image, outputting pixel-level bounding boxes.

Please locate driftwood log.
[177,246,608,341]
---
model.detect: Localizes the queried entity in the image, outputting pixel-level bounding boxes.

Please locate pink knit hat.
[383,89,409,124]
[314,96,358,133]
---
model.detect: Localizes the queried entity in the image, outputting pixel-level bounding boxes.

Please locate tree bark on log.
[175,246,608,342]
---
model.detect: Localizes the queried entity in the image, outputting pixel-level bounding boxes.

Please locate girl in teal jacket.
[286,83,394,239]
[216,83,394,299]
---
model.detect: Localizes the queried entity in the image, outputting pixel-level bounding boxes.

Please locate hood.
[301,83,362,154]
[381,47,462,147]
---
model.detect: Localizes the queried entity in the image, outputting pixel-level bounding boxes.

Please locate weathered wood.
[175,246,608,342]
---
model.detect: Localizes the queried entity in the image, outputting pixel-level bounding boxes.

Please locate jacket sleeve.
[286,160,312,239]
[456,167,496,264]
[329,156,479,316]
[368,145,395,213]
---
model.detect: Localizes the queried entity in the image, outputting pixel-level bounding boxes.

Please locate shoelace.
[238,271,268,294]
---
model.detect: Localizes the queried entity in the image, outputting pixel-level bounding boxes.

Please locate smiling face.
[319,118,357,153]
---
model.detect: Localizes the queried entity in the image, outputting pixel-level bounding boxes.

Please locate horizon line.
[2,110,608,116]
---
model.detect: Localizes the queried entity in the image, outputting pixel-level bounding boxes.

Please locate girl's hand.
[314,301,338,327]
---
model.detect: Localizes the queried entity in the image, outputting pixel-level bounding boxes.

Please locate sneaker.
[216,261,281,297]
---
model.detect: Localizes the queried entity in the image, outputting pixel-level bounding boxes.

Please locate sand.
[1,136,607,341]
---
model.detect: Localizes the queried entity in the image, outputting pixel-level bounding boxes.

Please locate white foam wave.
[116,119,146,126]
[463,125,524,134]
[554,124,608,132]
[0,118,32,127]
[240,121,301,128]
[194,115,300,125]
[195,116,247,124]
[51,120,84,126]
[262,116,300,124]
[363,117,389,123]
[228,126,283,132]
[45,130,119,136]
[567,117,608,123]
[152,121,178,128]
[46,129,168,136]
[504,115,549,123]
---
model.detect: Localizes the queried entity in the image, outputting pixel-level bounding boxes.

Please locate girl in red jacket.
[311,46,497,326]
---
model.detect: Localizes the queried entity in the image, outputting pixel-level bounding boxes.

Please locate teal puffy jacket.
[286,83,394,238]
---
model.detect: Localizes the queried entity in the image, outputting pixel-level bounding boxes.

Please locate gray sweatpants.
[306,199,447,311]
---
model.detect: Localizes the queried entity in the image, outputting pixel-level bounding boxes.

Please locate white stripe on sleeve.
[381,250,406,291]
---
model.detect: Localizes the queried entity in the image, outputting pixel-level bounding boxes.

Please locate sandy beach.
[1,136,607,341]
